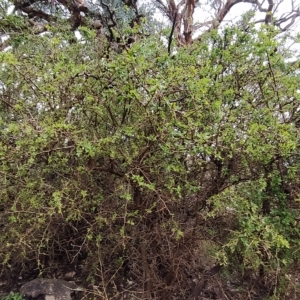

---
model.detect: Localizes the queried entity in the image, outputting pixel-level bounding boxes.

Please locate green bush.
[1,23,300,299]
[3,293,24,300]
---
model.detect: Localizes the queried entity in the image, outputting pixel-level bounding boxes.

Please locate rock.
[20,278,83,300]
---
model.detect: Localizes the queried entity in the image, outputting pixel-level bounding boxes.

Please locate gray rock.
[20,278,83,300]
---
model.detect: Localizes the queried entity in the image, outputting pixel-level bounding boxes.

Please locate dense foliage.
[1,0,300,298]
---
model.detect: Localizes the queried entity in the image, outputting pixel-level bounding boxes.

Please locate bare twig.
[168,12,177,55]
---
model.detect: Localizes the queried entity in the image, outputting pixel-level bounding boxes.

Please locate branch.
[22,7,55,21]
[192,20,215,31]
[154,0,169,16]
[14,0,54,21]
[182,0,196,44]
[13,0,36,9]
[264,0,274,24]
[168,11,177,55]
[274,9,300,31]
[101,1,116,26]
[194,0,283,35]
[154,0,176,21]
[214,0,244,28]
[168,0,177,13]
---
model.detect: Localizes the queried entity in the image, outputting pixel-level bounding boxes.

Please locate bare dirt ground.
[2,258,300,299]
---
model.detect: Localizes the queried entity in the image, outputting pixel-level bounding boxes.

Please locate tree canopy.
[1,0,300,299]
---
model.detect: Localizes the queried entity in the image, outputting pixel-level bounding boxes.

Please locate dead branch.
[168,11,177,54]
